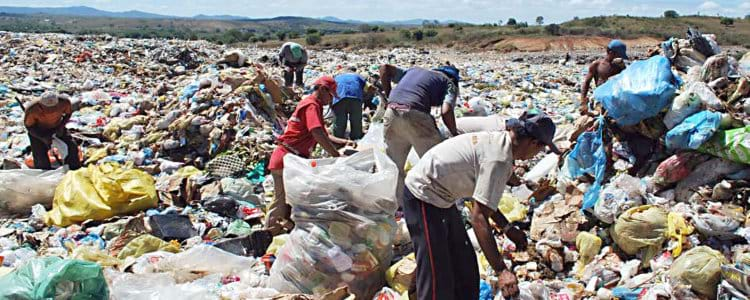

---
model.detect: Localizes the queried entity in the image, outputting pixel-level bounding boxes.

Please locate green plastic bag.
[699,125,750,165]
[0,257,109,299]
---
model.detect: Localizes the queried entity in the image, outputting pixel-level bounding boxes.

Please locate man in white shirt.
[403,112,561,299]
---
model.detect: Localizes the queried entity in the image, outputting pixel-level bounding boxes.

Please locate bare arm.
[441,103,458,137]
[310,127,341,157]
[379,65,394,98]
[470,202,506,273]
[581,62,597,109]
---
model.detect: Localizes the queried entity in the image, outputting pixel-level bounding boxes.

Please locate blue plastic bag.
[567,117,607,210]
[479,280,494,300]
[666,110,722,150]
[612,287,643,300]
[593,56,682,126]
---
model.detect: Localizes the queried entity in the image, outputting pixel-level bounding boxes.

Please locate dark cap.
[519,111,561,154]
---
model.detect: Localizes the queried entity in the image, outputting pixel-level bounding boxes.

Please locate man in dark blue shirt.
[384,65,460,203]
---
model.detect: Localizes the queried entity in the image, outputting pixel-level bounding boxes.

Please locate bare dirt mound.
[494,36,661,52]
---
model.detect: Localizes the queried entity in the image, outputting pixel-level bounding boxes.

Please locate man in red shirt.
[24,92,81,170]
[265,76,355,235]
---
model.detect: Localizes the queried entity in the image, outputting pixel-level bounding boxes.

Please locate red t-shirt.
[268,95,326,170]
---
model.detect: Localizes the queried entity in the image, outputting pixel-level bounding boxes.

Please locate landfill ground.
[1,31,750,300]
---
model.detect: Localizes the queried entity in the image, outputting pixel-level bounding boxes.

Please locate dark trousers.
[283,64,304,87]
[29,131,81,170]
[332,98,364,140]
[402,187,479,300]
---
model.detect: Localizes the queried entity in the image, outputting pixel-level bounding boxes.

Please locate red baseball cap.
[313,76,338,98]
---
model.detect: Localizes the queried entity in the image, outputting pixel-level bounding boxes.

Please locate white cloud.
[699,1,721,10]
[740,1,750,10]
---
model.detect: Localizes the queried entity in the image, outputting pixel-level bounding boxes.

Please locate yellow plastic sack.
[611,205,668,267]
[46,163,158,227]
[266,234,288,255]
[575,232,602,276]
[84,147,109,165]
[666,212,694,257]
[668,246,727,297]
[174,166,203,179]
[116,234,180,260]
[71,246,121,267]
[386,253,416,294]
[499,195,528,223]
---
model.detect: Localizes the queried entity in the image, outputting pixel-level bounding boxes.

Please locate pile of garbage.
[1,28,750,300]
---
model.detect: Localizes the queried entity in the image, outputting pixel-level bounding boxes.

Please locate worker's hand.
[496,270,520,298]
[346,140,357,149]
[579,104,590,116]
[504,226,528,251]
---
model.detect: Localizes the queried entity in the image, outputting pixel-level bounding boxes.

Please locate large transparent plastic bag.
[269,149,398,298]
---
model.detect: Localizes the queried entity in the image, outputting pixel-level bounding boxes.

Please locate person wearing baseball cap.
[24,91,81,170]
[278,42,308,88]
[265,76,355,235]
[384,65,461,204]
[401,110,559,300]
[581,39,628,115]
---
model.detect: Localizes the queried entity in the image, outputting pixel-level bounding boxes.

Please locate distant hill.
[0,5,171,19]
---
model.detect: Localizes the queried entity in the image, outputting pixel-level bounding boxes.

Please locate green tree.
[306,33,322,45]
[413,29,424,41]
[545,24,561,35]
[400,29,412,39]
[506,18,517,26]
[306,28,319,34]
[276,31,287,41]
[536,16,544,25]
[745,14,750,20]
[721,17,735,27]
[663,10,679,18]
[425,29,438,37]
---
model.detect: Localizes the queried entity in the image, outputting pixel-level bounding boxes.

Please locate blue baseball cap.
[434,65,460,82]
[607,40,628,60]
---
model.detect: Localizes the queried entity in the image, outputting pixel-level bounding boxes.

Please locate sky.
[4,0,750,24]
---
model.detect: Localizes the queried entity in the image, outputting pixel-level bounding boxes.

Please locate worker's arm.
[310,127,341,157]
[488,210,528,251]
[441,82,459,136]
[469,202,506,273]
[471,202,520,297]
[379,64,394,98]
[581,62,597,113]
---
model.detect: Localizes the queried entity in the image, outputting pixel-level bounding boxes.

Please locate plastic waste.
[668,246,727,297]
[385,253,416,294]
[117,234,180,260]
[0,167,66,215]
[692,214,740,240]
[665,110,722,150]
[611,205,668,267]
[593,56,681,126]
[46,163,158,226]
[0,257,109,299]
[594,174,646,224]
[663,92,702,129]
[651,152,709,186]
[699,125,750,165]
[575,232,602,277]
[665,212,693,257]
[684,81,723,110]
[674,158,745,201]
[269,149,398,298]
[499,195,528,223]
[567,117,607,210]
[523,153,559,182]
